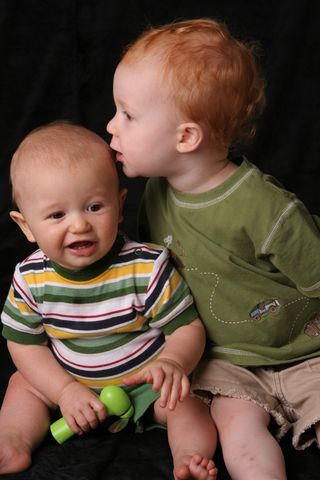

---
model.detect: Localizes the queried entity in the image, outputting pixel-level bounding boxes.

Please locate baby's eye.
[87,203,102,212]
[50,211,64,219]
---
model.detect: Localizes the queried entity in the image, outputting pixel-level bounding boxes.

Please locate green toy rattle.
[50,385,134,444]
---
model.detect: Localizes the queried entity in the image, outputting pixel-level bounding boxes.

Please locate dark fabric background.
[0,1,320,478]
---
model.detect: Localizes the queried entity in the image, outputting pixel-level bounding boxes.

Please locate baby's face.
[14,156,125,271]
[107,57,184,180]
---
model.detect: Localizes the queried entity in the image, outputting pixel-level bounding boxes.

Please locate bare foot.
[174,453,218,480]
[0,435,32,474]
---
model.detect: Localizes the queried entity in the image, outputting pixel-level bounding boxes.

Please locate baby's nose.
[69,215,91,233]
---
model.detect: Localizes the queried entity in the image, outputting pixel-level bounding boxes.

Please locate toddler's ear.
[10,211,36,243]
[176,122,203,153]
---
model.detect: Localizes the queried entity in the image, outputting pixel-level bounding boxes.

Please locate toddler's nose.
[106,116,116,135]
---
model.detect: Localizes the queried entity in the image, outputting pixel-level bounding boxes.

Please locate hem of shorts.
[192,383,291,441]
[292,414,320,450]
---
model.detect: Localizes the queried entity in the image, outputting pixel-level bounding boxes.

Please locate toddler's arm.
[7,341,107,434]
[124,318,205,410]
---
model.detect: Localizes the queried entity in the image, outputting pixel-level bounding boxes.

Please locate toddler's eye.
[123,111,133,121]
[50,211,64,219]
[87,203,102,212]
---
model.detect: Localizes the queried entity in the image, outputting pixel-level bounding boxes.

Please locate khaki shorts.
[192,357,320,449]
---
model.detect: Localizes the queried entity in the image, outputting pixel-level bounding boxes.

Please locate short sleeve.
[264,202,320,297]
[144,248,198,335]
[1,264,48,345]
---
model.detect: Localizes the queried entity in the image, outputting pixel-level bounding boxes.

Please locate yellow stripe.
[150,270,181,317]
[9,289,34,314]
[74,364,150,388]
[23,262,155,286]
[76,350,162,388]
[45,326,83,338]
[44,315,146,339]
[110,315,146,334]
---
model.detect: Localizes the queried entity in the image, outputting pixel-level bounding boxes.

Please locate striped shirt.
[2,236,197,390]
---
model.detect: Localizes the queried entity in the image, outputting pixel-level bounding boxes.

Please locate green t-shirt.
[139,158,320,366]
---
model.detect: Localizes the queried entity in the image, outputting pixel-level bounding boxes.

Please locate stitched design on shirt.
[185,266,311,342]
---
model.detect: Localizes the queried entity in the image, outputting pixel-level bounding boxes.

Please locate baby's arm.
[7,341,107,434]
[124,318,206,410]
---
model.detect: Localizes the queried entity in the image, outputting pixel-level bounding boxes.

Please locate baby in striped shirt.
[0,122,217,479]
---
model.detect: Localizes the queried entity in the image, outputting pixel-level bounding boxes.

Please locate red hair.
[122,18,266,149]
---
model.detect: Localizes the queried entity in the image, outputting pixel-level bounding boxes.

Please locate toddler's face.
[107,58,183,180]
[13,156,125,271]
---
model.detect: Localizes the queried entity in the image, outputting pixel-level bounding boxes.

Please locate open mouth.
[66,241,97,257]
[67,241,95,252]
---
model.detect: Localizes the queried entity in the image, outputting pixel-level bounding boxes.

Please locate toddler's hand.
[124,358,190,410]
[57,381,107,435]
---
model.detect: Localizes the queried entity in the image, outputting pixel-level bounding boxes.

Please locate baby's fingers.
[123,369,152,386]
[64,412,87,435]
[179,375,190,401]
[166,383,180,410]
[158,374,173,408]
[166,374,190,410]
[91,399,107,423]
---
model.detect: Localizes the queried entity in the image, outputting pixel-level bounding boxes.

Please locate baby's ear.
[176,122,203,153]
[10,211,36,243]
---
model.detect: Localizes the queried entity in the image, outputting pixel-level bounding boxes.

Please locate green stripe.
[162,304,198,335]
[62,332,142,354]
[3,302,41,329]
[31,278,149,304]
[149,280,191,322]
[2,325,47,345]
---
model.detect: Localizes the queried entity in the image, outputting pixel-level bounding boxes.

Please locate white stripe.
[41,293,146,318]
[2,311,44,335]
[151,295,194,329]
[51,329,162,369]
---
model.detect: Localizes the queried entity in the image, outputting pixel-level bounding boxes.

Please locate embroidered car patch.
[249,299,280,321]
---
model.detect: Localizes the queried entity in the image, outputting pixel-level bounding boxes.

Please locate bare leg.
[0,371,51,474]
[212,396,287,480]
[155,396,218,480]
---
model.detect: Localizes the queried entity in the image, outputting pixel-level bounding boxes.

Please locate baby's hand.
[57,381,107,435]
[124,358,190,410]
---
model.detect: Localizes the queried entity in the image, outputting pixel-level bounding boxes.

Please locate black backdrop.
[1,1,320,479]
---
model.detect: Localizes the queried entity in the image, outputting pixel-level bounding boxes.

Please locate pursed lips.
[115,151,124,163]
[110,142,123,163]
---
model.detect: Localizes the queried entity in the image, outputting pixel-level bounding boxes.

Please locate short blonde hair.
[11,121,116,206]
[122,18,266,149]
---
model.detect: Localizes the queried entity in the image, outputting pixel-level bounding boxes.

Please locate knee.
[210,397,237,431]
[210,396,270,433]
[6,371,55,409]
[7,371,26,389]
[7,371,37,399]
